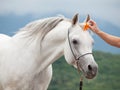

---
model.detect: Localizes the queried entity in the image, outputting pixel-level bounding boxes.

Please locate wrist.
[94,27,101,34]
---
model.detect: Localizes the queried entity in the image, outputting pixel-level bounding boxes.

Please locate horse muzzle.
[77,61,98,79]
[84,64,98,79]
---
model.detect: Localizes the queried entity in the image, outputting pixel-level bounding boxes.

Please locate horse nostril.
[88,65,92,71]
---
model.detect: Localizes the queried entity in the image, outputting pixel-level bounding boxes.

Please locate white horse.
[0,14,98,90]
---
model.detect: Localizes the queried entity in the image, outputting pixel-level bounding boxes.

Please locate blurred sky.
[0,0,120,28]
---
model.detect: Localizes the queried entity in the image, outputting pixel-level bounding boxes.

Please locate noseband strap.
[67,29,92,61]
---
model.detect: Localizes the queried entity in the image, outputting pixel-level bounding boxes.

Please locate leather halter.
[67,28,92,61]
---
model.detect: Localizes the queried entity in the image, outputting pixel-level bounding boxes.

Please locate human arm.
[88,20,120,48]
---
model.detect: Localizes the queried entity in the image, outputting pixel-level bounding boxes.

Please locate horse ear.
[80,14,90,30]
[72,13,79,25]
[84,14,90,22]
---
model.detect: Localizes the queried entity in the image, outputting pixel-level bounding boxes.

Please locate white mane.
[14,16,65,42]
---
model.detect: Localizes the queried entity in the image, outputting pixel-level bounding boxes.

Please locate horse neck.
[39,21,71,70]
[12,20,71,71]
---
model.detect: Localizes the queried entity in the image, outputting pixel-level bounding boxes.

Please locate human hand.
[88,20,100,33]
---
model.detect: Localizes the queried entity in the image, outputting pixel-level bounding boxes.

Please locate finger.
[88,21,94,26]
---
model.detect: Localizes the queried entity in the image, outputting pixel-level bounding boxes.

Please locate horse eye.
[72,39,78,44]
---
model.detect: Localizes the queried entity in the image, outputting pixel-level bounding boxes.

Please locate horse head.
[64,14,98,79]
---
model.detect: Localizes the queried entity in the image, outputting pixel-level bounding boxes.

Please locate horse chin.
[84,72,97,79]
[85,74,95,79]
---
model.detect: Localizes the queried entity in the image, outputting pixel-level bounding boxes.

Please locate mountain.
[0,14,35,36]
[0,14,120,53]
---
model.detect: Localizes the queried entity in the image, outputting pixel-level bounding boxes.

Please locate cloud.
[0,0,120,27]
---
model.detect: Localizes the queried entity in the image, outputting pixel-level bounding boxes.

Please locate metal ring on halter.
[67,28,93,61]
